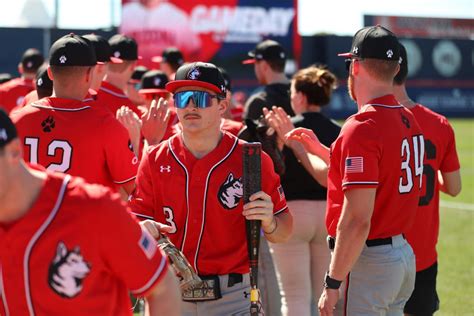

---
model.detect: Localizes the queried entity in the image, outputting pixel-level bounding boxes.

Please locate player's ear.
[47,67,54,81]
[217,97,228,115]
[352,60,360,76]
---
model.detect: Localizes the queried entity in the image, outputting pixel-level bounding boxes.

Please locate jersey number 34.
[399,135,424,194]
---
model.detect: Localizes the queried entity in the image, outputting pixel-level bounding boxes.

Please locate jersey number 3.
[25,137,72,173]
[399,135,424,194]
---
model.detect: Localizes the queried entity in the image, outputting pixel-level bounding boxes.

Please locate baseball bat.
[243,142,262,316]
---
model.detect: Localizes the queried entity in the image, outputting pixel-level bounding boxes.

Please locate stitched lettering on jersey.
[217,172,243,210]
[48,241,91,299]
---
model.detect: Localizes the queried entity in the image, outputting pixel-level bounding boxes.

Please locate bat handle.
[250,287,260,316]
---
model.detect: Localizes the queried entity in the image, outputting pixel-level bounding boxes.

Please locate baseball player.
[127,65,149,106]
[129,62,293,316]
[152,47,185,80]
[287,26,423,315]
[242,40,294,120]
[0,48,44,114]
[96,34,141,116]
[10,34,138,195]
[0,109,181,315]
[13,64,53,111]
[393,43,462,316]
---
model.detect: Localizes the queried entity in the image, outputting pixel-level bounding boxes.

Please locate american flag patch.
[345,157,364,173]
[278,185,285,201]
[138,228,157,260]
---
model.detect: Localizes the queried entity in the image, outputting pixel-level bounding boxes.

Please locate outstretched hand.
[262,106,294,144]
[141,97,171,146]
[285,127,324,156]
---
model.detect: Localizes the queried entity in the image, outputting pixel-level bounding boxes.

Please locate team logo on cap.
[187,67,201,80]
[220,85,226,93]
[154,77,161,86]
[114,51,121,58]
[386,49,394,58]
[280,52,285,58]
[27,61,33,68]
[59,55,67,64]
[353,47,359,54]
[217,172,243,210]
[37,78,43,86]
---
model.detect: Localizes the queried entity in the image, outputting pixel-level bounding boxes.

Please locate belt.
[199,273,243,288]
[327,236,398,250]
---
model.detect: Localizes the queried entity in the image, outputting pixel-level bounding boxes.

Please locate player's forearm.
[264,212,293,243]
[329,211,370,281]
[145,269,182,316]
[439,170,462,197]
[288,142,328,187]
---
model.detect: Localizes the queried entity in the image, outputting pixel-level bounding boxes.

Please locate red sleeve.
[98,193,168,297]
[129,148,156,220]
[261,151,288,215]
[339,120,381,190]
[103,115,139,184]
[439,120,460,173]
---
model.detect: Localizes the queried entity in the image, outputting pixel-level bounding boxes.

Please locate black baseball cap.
[35,64,53,94]
[242,40,286,65]
[49,33,97,66]
[0,109,17,148]
[338,25,400,61]
[109,34,140,62]
[139,70,169,94]
[152,47,184,66]
[130,66,149,83]
[0,73,12,84]
[21,48,44,72]
[166,62,226,96]
[82,33,122,64]
[218,67,231,92]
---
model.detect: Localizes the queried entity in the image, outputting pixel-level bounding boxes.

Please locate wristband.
[324,271,342,290]
[263,217,278,235]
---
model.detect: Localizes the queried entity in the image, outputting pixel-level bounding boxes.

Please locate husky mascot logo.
[48,241,91,298]
[218,172,243,210]
[187,67,201,80]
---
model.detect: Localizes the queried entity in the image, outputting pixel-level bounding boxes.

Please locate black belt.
[327,236,395,250]
[199,273,243,288]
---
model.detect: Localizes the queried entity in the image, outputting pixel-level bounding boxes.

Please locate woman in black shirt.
[264,65,340,316]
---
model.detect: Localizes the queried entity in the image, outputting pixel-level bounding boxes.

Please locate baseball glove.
[156,234,203,291]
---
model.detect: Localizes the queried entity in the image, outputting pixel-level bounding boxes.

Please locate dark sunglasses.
[345,58,363,72]
[128,81,141,90]
[174,90,224,109]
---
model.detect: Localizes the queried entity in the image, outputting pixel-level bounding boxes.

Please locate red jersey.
[11,97,138,190]
[97,81,141,116]
[0,170,168,316]
[327,95,424,239]
[129,132,288,276]
[0,77,34,114]
[404,104,460,271]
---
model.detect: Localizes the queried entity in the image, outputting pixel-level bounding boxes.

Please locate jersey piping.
[24,175,69,316]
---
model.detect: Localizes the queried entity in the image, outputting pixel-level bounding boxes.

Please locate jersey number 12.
[25,137,73,173]
[399,135,424,194]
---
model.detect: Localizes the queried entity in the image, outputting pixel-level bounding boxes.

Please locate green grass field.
[437,119,473,315]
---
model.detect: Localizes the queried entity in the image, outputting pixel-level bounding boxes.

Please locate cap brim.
[166,80,222,94]
[139,88,168,94]
[242,58,256,65]
[151,56,163,63]
[110,57,124,64]
[337,52,355,58]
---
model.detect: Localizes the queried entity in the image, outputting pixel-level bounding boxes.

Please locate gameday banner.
[364,15,474,39]
[120,0,299,73]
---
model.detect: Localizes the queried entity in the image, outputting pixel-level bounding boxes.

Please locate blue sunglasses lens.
[174,91,215,109]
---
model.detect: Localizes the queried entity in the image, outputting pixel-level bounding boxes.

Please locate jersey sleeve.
[261,151,288,215]
[98,193,168,297]
[339,119,381,190]
[439,120,461,173]
[129,149,156,220]
[103,115,139,184]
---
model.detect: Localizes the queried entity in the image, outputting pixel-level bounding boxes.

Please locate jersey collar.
[365,94,402,108]
[31,97,91,111]
[99,81,128,98]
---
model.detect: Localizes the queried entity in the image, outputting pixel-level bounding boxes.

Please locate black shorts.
[404,262,439,315]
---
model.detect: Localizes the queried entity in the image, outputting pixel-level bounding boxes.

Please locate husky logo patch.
[187,67,201,80]
[218,172,243,210]
[48,241,91,298]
